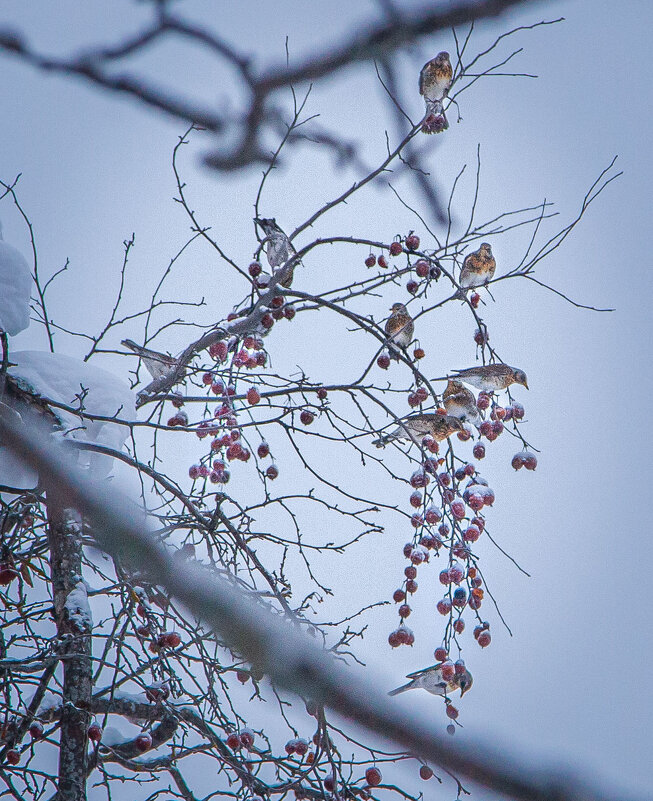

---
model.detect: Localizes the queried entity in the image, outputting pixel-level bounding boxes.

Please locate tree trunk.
[47,499,92,801]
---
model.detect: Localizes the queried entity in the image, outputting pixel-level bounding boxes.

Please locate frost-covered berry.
[249,261,262,277]
[439,569,451,585]
[410,513,423,528]
[393,589,406,603]
[436,598,451,616]
[440,661,455,681]
[524,453,537,470]
[317,387,328,400]
[226,732,241,750]
[378,255,388,269]
[404,566,417,580]
[283,305,296,321]
[470,292,480,308]
[452,588,467,608]
[512,402,525,420]
[240,728,255,749]
[472,443,485,460]
[135,733,152,753]
[409,491,422,509]
[389,242,403,256]
[247,387,261,405]
[365,254,376,268]
[454,618,465,634]
[434,646,448,661]
[474,328,488,346]
[266,465,279,480]
[449,562,464,584]
[451,500,465,520]
[463,525,481,543]
[405,579,418,594]
[407,280,419,295]
[457,428,472,441]
[257,442,270,458]
[477,630,491,648]
[425,506,441,524]
[399,603,411,618]
[405,234,420,251]
[476,393,491,411]
[377,353,391,370]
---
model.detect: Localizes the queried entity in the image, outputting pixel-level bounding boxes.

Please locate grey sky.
[1,0,651,797]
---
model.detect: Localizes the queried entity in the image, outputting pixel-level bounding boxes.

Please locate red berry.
[410,548,425,565]
[457,428,472,441]
[449,563,464,584]
[409,491,422,509]
[512,402,525,420]
[388,630,401,648]
[524,453,538,470]
[405,579,418,594]
[467,493,484,512]
[237,670,250,684]
[415,260,429,278]
[470,292,480,308]
[407,392,419,408]
[271,308,284,320]
[454,618,465,634]
[300,410,314,426]
[413,347,425,359]
[451,500,465,520]
[135,733,152,753]
[295,738,308,756]
[399,604,411,618]
[378,255,388,269]
[446,704,459,720]
[257,442,270,458]
[366,767,383,786]
[393,589,406,603]
[476,393,491,411]
[463,525,481,543]
[377,353,391,370]
[239,728,255,749]
[317,388,328,400]
[447,724,456,736]
[202,372,213,385]
[247,387,261,405]
[249,262,262,277]
[29,722,44,740]
[406,280,419,294]
[472,443,485,460]
[266,465,279,480]
[404,566,417,580]
[5,750,19,765]
[439,569,451,585]
[434,646,448,661]
[436,598,451,616]
[420,765,433,780]
[410,513,423,528]
[405,234,420,250]
[226,733,241,750]
[136,624,150,637]
[477,630,491,648]
[261,313,274,330]
[324,775,335,792]
[389,242,403,256]
[440,661,455,681]
[285,740,296,755]
[425,506,441,524]
[365,255,376,268]
[284,305,296,320]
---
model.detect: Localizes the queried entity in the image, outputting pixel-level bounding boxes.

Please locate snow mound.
[8,351,136,476]
[0,220,31,336]
[65,580,93,631]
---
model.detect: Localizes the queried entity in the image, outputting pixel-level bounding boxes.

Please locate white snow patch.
[8,351,136,476]
[0,220,31,336]
[65,580,93,631]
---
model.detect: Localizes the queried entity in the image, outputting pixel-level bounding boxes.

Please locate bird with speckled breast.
[254,217,297,288]
[389,663,473,697]
[373,414,464,448]
[420,51,453,133]
[451,364,528,393]
[459,242,496,290]
[443,378,480,425]
[384,302,414,360]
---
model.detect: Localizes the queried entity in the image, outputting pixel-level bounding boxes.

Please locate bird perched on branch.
[373,414,463,448]
[389,663,473,698]
[254,217,296,288]
[121,340,179,380]
[420,51,452,134]
[384,303,414,360]
[451,364,528,392]
[459,243,496,291]
[443,379,480,425]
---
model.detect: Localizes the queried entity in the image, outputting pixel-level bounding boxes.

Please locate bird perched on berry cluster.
[443,378,480,425]
[373,414,463,448]
[385,302,414,360]
[459,243,496,290]
[451,364,528,392]
[389,662,473,697]
[420,51,453,134]
[254,217,297,288]
[122,339,179,380]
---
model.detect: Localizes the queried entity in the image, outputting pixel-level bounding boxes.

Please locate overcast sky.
[1,1,652,798]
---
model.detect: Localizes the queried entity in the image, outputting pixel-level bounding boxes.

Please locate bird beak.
[460,685,468,697]
[524,380,529,390]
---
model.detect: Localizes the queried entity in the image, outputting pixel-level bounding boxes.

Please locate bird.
[459,243,496,290]
[121,340,179,380]
[384,303,414,360]
[451,364,528,393]
[254,218,296,288]
[389,663,473,698]
[443,379,480,425]
[419,51,453,134]
[373,414,464,448]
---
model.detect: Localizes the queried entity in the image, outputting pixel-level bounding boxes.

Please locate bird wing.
[419,62,430,95]
[406,662,442,679]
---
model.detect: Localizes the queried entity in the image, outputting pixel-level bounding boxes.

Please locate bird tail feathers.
[388,682,412,696]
